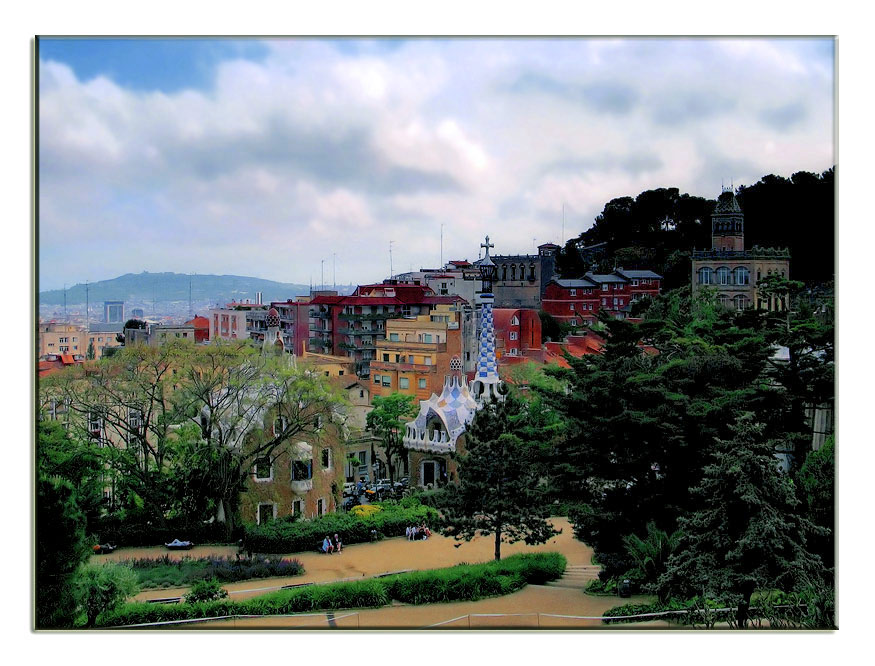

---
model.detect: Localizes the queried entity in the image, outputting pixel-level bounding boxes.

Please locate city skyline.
[38,37,834,290]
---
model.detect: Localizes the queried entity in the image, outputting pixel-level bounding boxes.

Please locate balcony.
[343,327,377,336]
[377,340,447,353]
[371,361,437,373]
[290,479,313,493]
[311,311,332,319]
[338,312,402,321]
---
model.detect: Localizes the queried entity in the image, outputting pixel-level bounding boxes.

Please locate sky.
[37,37,835,291]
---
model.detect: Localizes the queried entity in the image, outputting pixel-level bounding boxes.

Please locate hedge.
[243,500,439,554]
[95,552,566,627]
[91,518,237,548]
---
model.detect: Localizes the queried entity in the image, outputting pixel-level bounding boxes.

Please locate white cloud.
[38,38,834,291]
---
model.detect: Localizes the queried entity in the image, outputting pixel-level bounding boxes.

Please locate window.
[373,374,381,383]
[570,319,577,326]
[602,298,607,306]
[569,289,576,296]
[383,353,390,362]
[508,348,518,356]
[632,279,639,286]
[389,332,399,341]
[359,390,364,398]
[257,503,276,525]
[569,303,575,311]
[292,500,303,516]
[613,298,619,306]
[274,416,287,437]
[358,450,367,464]
[699,267,713,285]
[399,377,410,389]
[321,448,331,469]
[423,333,433,343]
[254,457,272,480]
[734,267,750,285]
[718,294,731,307]
[716,267,731,285]
[382,376,390,387]
[88,411,102,435]
[317,498,326,516]
[424,357,432,366]
[510,315,520,325]
[292,459,313,480]
[418,378,427,389]
[509,331,518,341]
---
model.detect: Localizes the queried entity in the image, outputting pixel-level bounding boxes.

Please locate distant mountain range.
[39,272,355,306]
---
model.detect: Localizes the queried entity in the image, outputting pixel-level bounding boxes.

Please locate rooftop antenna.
[309,274,312,296]
[321,259,325,291]
[389,240,394,280]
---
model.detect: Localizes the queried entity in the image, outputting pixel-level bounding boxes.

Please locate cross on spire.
[481,235,494,259]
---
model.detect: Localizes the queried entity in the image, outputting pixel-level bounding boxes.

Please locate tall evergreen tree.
[657,414,825,628]
[435,394,559,560]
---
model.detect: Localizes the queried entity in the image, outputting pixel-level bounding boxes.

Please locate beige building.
[370,304,464,402]
[692,189,791,311]
[39,322,87,357]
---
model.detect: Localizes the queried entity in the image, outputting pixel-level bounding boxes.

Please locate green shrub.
[585,578,617,596]
[185,579,229,604]
[74,562,140,627]
[243,500,439,553]
[95,552,564,627]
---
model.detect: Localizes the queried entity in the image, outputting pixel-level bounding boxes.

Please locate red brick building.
[542,269,662,325]
[492,308,542,360]
[309,283,467,379]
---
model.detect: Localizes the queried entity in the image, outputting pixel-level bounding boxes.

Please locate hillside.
[39,272,353,306]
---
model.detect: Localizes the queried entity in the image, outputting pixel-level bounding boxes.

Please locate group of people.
[406,524,432,541]
[321,533,343,554]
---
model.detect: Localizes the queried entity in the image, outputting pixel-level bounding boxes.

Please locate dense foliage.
[555,169,834,289]
[366,393,417,483]
[74,562,140,627]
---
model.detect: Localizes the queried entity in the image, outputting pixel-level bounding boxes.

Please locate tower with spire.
[403,236,503,486]
[711,187,745,252]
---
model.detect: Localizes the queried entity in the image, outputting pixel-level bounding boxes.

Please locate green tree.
[435,395,559,560]
[173,342,346,536]
[797,436,835,569]
[74,562,140,627]
[622,522,682,601]
[657,414,824,628]
[366,392,417,483]
[36,476,91,628]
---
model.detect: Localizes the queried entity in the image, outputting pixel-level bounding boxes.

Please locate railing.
[371,361,437,373]
[311,311,331,319]
[693,248,790,260]
[377,341,447,353]
[338,312,403,321]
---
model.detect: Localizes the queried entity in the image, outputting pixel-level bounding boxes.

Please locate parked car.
[343,482,356,497]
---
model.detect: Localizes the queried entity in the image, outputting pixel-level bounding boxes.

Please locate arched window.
[718,294,731,308]
[699,267,713,285]
[501,265,507,281]
[734,267,750,285]
[510,265,517,280]
[734,294,749,311]
[529,263,536,280]
[716,267,731,285]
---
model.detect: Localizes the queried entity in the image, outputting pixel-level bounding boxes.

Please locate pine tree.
[436,394,559,560]
[657,414,824,628]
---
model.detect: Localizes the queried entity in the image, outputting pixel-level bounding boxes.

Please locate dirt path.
[95,518,669,628]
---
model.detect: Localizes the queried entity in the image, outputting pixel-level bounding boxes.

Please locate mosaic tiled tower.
[473,236,503,404]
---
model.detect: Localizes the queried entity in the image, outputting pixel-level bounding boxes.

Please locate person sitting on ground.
[322,536,333,554]
[422,524,432,538]
[333,533,343,553]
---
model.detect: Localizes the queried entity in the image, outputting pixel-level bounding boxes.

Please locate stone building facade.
[491,243,560,309]
[692,188,791,311]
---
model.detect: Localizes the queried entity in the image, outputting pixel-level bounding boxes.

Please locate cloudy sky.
[38,37,834,291]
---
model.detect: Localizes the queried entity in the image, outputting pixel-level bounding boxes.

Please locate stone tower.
[711,188,745,252]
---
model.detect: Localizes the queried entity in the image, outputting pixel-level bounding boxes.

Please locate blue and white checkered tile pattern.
[476,302,499,381]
